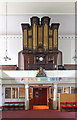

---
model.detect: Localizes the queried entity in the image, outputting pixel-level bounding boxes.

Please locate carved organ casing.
[18,16,62,70]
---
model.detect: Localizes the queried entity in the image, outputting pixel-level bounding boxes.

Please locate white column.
[0,79,2,111]
[70,86,71,94]
[25,84,29,110]
[18,87,19,99]
[63,87,64,93]
[32,87,33,99]
[49,87,51,98]
[53,84,57,110]
[11,87,12,99]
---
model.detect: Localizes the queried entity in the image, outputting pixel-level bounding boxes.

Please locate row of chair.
[60,102,77,111]
[3,102,25,110]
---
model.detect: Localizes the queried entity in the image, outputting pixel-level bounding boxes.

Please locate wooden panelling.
[24,55,28,70]
[64,64,77,70]
[0,65,17,70]
[28,54,34,65]
[20,17,61,70]
[59,94,77,111]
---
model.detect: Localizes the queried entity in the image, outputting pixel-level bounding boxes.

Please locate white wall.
[0,15,75,35]
[0,35,22,66]
[1,70,75,78]
[0,15,75,66]
[58,35,75,65]
[0,35,75,66]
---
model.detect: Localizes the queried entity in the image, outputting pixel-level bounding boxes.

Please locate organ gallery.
[18,16,62,70]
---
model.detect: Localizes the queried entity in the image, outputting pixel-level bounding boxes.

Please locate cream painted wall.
[0,15,75,66]
[58,36,75,65]
[0,35,22,65]
[0,15,75,35]
[0,35,75,66]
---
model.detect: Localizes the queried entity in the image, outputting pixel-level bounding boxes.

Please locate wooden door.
[33,88,47,105]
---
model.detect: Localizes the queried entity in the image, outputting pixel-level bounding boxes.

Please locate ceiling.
[0,2,75,35]
[0,2,75,15]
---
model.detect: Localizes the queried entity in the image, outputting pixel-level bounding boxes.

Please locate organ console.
[18,16,62,70]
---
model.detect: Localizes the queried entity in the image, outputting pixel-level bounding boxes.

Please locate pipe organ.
[18,16,62,70]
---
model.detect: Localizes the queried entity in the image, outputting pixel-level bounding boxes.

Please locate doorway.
[33,87,49,109]
[33,87,47,105]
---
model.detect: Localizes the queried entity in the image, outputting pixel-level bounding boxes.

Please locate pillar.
[32,87,33,99]
[70,86,71,94]
[49,87,51,98]
[63,87,64,93]
[0,79,2,111]
[25,84,29,110]
[53,84,57,110]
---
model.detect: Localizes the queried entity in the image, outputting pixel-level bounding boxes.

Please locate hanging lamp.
[3,2,11,61]
[72,49,77,61]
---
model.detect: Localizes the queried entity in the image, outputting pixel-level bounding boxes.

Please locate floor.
[0,110,76,120]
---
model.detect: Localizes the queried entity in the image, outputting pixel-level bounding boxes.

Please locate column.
[25,84,29,110]
[53,84,57,110]
[70,86,71,94]
[32,87,33,99]
[18,87,19,99]
[63,87,64,93]
[49,87,51,98]
[0,79,2,111]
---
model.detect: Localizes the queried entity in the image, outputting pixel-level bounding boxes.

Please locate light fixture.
[3,2,11,61]
[72,49,77,61]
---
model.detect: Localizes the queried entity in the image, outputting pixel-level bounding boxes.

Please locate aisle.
[1,110,76,119]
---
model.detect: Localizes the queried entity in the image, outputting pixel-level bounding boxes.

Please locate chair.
[66,102,72,111]
[60,102,67,111]
[72,102,77,112]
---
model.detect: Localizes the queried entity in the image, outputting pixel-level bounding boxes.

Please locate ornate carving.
[21,16,60,51]
[36,67,47,77]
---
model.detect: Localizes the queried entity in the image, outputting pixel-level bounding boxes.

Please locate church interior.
[0,1,77,119]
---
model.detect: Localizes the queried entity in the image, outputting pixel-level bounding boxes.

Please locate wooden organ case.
[18,16,62,70]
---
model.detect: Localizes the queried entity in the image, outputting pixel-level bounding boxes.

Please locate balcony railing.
[28,64,55,70]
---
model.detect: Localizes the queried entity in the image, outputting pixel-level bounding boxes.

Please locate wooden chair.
[72,102,77,112]
[60,102,67,111]
[66,102,72,111]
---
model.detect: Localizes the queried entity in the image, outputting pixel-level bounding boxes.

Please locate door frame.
[33,86,49,105]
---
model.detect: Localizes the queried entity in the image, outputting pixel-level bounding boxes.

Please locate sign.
[21,77,62,83]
